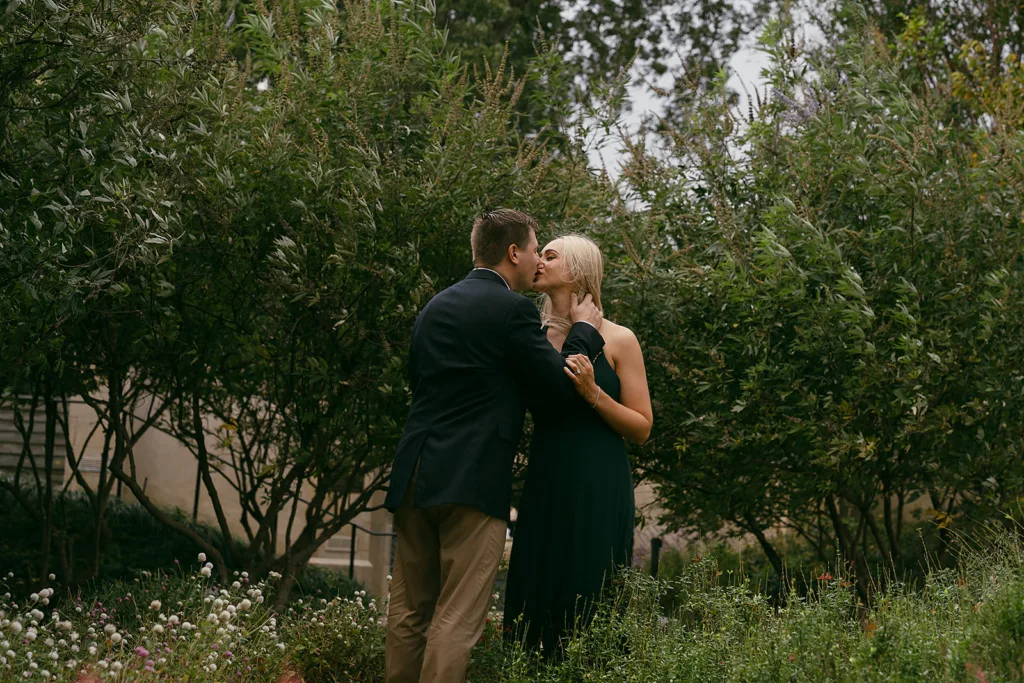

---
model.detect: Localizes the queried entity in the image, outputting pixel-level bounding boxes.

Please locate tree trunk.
[861,500,894,569]
[191,392,235,565]
[825,494,870,604]
[109,465,230,581]
[743,514,785,582]
[882,490,901,565]
[40,389,59,583]
[929,489,953,567]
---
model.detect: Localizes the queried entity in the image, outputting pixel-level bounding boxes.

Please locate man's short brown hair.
[471,209,537,267]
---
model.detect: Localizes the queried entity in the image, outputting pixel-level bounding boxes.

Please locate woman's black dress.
[502,349,634,654]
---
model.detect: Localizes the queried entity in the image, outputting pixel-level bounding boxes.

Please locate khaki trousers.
[385,480,506,683]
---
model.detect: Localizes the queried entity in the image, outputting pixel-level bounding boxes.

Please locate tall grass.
[1,531,1023,681]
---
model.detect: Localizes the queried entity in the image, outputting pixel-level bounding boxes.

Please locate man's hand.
[569,292,603,329]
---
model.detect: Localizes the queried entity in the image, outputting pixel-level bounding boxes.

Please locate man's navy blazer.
[384,269,605,520]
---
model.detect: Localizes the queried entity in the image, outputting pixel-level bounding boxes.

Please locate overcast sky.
[588,4,824,175]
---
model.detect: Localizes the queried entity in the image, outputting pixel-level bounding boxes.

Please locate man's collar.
[468,267,511,290]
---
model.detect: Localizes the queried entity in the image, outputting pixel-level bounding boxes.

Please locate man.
[384,209,605,683]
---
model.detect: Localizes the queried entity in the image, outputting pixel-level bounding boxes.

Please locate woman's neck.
[548,287,573,320]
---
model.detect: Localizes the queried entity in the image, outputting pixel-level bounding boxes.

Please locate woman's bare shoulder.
[601,320,641,356]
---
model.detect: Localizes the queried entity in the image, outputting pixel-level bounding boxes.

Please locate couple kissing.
[383,208,653,683]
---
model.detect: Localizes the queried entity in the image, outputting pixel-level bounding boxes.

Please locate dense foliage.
[5,0,1024,621]
[0,0,597,599]
[600,5,1024,597]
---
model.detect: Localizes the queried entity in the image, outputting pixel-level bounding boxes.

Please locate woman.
[503,234,653,656]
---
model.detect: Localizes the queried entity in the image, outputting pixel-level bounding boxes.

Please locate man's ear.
[507,243,519,265]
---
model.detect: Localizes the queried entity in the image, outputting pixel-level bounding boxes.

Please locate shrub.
[0,490,364,607]
[1,531,1024,681]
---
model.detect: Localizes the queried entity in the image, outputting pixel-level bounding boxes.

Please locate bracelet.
[591,386,602,409]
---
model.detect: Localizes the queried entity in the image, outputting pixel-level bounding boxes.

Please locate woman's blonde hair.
[540,234,604,335]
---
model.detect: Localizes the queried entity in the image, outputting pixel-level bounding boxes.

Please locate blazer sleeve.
[504,295,605,413]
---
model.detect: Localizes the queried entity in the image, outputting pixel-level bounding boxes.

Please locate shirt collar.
[471,268,511,290]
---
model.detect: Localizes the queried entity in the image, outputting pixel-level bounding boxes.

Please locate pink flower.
[134,646,150,658]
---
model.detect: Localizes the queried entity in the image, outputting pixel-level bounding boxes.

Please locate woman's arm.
[506,294,604,414]
[565,332,653,444]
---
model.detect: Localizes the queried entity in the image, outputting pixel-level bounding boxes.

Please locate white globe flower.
[200,567,212,578]
[149,600,161,612]
[111,661,122,672]
[198,553,207,563]
[9,621,23,634]
[238,599,251,611]
[104,625,116,635]
[152,625,164,635]
[110,633,122,644]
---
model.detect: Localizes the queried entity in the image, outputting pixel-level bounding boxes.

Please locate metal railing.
[346,521,398,580]
[649,537,663,578]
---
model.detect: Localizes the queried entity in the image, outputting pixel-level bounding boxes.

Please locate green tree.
[2,0,607,600]
[601,8,1024,598]
[1,0,186,584]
